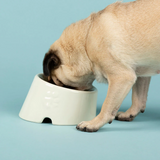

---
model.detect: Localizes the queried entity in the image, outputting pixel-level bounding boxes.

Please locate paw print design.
[43,91,59,109]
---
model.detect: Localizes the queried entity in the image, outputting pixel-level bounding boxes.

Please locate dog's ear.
[43,50,61,76]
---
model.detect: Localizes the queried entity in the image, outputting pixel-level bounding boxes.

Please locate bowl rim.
[37,74,97,94]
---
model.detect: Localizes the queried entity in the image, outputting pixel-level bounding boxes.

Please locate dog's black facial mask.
[43,50,61,76]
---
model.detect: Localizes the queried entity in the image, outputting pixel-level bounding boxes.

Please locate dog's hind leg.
[116,77,151,121]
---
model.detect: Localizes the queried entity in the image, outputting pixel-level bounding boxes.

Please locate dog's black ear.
[43,50,61,76]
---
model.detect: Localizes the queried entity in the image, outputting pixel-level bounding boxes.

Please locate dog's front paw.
[76,115,113,132]
[76,121,99,132]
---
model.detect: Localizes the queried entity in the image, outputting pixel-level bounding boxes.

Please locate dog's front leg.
[116,77,151,121]
[76,71,137,132]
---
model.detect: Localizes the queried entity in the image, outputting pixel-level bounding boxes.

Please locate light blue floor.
[1,96,160,160]
[1,0,160,159]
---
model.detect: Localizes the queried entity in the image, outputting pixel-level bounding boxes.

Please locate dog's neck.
[58,16,94,77]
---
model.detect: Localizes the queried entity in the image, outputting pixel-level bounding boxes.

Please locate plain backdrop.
[1,0,160,160]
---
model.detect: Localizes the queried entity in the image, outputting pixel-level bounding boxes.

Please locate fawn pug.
[43,0,160,132]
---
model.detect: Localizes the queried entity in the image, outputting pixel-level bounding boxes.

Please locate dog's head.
[43,19,95,90]
[43,46,94,91]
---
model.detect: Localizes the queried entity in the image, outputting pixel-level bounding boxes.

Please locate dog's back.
[96,0,160,69]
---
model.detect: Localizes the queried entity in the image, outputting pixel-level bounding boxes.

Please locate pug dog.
[43,0,160,132]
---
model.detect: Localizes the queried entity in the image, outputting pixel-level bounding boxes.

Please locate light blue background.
[1,0,160,159]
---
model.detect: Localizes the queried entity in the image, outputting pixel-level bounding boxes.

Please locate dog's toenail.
[115,116,118,120]
[109,121,112,124]
[83,127,87,132]
[130,115,134,118]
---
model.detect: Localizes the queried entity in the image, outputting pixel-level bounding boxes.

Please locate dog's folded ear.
[43,50,61,76]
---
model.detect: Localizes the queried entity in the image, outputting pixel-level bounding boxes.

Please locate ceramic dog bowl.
[19,74,97,125]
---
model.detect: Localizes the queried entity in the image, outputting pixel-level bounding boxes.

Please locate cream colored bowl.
[19,74,97,125]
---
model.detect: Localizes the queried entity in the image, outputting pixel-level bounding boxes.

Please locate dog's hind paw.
[115,111,138,121]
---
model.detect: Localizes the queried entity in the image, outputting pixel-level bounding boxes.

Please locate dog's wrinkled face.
[43,50,94,91]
